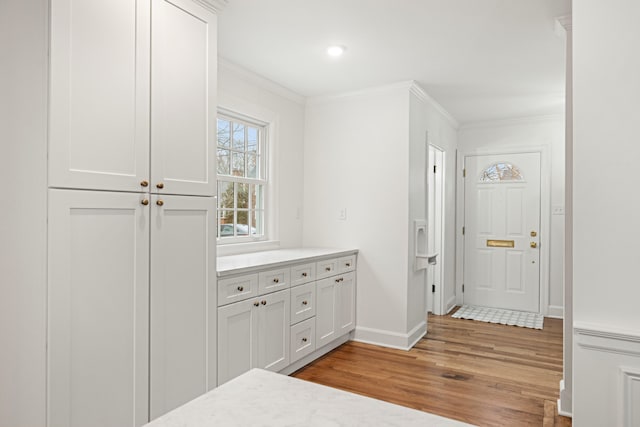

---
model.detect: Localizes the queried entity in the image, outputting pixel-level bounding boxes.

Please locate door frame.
[427,144,446,315]
[455,145,551,316]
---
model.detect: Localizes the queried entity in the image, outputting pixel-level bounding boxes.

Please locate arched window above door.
[479,162,524,182]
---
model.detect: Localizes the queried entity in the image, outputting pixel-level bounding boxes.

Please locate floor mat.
[451,305,544,329]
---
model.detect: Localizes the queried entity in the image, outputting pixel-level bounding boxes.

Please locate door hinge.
[463,168,466,177]
[432,284,436,293]
[433,165,437,173]
[462,226,465,235]
[462,284,465,293]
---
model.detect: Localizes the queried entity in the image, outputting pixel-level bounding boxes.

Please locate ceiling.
[217,0,571,124]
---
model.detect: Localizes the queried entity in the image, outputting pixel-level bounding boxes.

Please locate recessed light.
[327,45,346,57]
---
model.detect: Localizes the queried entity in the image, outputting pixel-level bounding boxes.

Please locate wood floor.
[292,311,572,427]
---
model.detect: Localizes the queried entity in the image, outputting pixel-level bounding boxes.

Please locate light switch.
[338,208,347,220]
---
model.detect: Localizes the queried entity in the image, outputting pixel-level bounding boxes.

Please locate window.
[216,112,267,242]
[480,162,524,182]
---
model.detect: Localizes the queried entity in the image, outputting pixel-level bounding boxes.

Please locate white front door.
[463,152,541,312]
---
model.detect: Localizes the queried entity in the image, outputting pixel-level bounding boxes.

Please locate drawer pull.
[141,199,149,206]
[156,182,164,189]
[302,338,308,343]
[261,300,267,305]
[302,300,308,305]
[156,199,164,206]
[302,272,308,277]
[335,277,344,283]
[273,278,280,283]
[325,267,331,272]
[253,301,259,307]
[237,286,244,292]
[140,180,149,187]
[346,262,351,267]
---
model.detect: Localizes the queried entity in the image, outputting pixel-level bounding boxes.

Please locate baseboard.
[547,305,564,319]
[557,379,573,417]
[353,322,426,351]
[281,333,351,375]
[445,296,457,314]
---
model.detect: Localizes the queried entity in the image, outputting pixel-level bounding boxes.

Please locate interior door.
[463,152,541,312]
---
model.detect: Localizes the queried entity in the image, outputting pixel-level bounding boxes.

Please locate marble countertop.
[217,247,358,277]
[144,369,475,427]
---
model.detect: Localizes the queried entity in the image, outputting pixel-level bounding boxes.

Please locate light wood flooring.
[292,310,572,427]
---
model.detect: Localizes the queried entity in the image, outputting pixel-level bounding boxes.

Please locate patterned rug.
[451,305,544,330]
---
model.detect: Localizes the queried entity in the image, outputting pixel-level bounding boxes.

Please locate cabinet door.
[149,195,216,419]
[315,277,338,348]
[337,272,356,335]
[49,0,150,192]
[217,299,258,385]
[258,290,290,372]
[48,189,149,427]
[150,0,217,196]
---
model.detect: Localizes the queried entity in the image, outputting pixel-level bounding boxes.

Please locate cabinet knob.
[261,300,267,305]
[156,182,164,189]
[325,267,331,272]
[273,278,279,283]
[253,301,259,307]
[156,199,164,206]
[141,199,149,206]
[302,300,308,305]
[237,286,244,292]
[302,338,308,343]
[140,180,149,187]
[302,272,308,277]
[346,263,351,267]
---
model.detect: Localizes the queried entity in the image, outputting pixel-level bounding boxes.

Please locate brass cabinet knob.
[141,199,149,206]
[253,301,259,307]
[156,199,164,206]
[302,338,308,343]
[140,180,149,187]
[302,300,308,305]
[156,182,164,189]
[530,242,538,248]
[237,286,244,292]
[302,272,308,277]
[261,300,267,305]
[273,278,279,283]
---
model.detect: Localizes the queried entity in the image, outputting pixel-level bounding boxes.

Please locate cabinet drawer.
[258,267,291,295]
[337,254,356,273]
[291,262,316,287]
[315,258,338,280]
[290,282,316,324]
[218,274,258,306]
[290,318,315,363]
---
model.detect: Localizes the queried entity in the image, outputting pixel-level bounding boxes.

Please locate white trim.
[558,379,573,417]
[575,323,640,357]
[620,366,640,427]
[547,305,564,318]
[306,81,413,106]
[555,14,572,34]
[445,295,457,314]
[190,0,227,14]
[459,114,564,131]
[279,334,351,376]
[455,146,552,316]
[218,58,305,105]
[353,322,426,351]
[408,82,460,129]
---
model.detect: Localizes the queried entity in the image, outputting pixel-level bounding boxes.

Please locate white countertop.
[144,369,475,427]
[217,247,358,277]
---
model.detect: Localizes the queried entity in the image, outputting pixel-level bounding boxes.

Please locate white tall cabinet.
[47,0,218,426]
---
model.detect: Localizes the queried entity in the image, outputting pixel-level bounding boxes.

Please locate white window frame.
[217,109,269,245]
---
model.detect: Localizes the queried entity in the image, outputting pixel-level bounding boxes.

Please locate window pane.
[253,184,264,210]
[251,211,263,236]
[232,122,245,150]
[247,127,258,152]
[218,210,234,238]
[232,152,245,176]
[217,148,230,175]
[480,162,524,182]
[236,210,249,231]
[217,119,230,148]
[218,181,234,209]
[247,153,257,178]
[237,183,249,209]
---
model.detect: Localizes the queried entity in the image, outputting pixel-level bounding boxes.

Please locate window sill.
[217,240,281,257]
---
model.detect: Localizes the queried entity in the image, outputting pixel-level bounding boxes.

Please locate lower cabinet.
[316,271,356,348]
[217,289,290,385]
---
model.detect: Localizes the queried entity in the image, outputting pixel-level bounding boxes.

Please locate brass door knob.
[530,242,538,248]
[140,180,149,187]
[530,231,537,237]
[156,182,164,189]
[156,199,164,206]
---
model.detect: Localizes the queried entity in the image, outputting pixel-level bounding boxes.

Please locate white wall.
[303,84,412,348]
[408,87,459,327]
[217,60,306,254]
[572,0,640,424]
[0,0,48,425]
[458,116,565,317]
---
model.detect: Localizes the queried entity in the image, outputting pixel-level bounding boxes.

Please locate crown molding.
[555,14,572,35]
[191,0,228,14]
[408,81,460,129]
[218,57,306,105]
[459,113,564,131]
[306,81,415,106]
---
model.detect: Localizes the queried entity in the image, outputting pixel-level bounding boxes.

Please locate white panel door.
[337,272,356,335]
[151,0,217,196]
[258,289,290,372]
[463,152,541,312]
[315,277,338,348]
[149,195,216,419]
[48,189,149,427]
[217,299,258,385]
[49,0,150,192]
